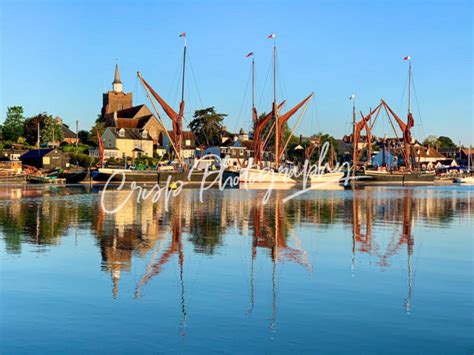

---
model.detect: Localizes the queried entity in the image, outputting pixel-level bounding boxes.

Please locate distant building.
[101,127,154,159]
[100,64,165,149]
[101,64,133,117]
[61,124,79,145]
[20,148,70,170]
[160,131,197,159]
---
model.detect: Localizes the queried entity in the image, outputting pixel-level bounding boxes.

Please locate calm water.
[0,185,472,353]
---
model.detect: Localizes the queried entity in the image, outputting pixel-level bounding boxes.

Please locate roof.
[114,115,154,129]
[415,147,444,159]
[115,104,147,118]
[62,124,76,139]
[113,63,122,84]
[20,149,54,160]
[107,127,152,141]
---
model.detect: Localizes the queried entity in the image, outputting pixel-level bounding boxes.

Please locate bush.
[68,152,94,167]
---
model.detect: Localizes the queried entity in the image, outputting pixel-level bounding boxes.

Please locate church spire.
[112,63,123,93]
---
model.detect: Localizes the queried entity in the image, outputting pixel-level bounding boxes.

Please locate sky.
[0,0,472,144]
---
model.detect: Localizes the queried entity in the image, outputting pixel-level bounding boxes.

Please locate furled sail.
[141,77,184,153]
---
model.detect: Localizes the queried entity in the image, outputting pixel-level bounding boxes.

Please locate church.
[100,64,165,148]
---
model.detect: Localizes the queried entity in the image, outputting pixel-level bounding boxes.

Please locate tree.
[78,130,91,145]
[41,115,64,146]
[2,106,25,142]
[23,113,47,146]
[423,135,438,147]
[437,136,456,149]
[188,107,227,147]
[89,114,106,146]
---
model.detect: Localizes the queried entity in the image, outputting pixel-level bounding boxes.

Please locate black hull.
[93,169,239,187]
[362,171,436,184]
[60,170,89,184]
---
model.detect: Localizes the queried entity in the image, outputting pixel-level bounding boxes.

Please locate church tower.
[112,63,123,93]
[101,63,133,118]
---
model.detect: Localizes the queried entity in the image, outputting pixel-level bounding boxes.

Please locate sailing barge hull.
[93,168,237,187]
[363,171,435,184]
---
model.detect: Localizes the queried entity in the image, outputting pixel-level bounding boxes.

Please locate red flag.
[96,128,104,163]
[179,32,186,37]
[246,52,254,58]
[267,33,276,39]
[403,56,411,61]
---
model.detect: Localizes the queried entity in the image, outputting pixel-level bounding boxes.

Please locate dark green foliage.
[188,107,227,147]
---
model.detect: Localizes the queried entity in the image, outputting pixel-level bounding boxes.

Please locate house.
[61,124,79,145]
[101,127,154,159]
[414,146,445,169]
[20,149,70,170]
[160,131,197,159]
[202,129,255,167]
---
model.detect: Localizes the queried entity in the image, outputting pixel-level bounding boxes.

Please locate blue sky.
[1,0,472,144]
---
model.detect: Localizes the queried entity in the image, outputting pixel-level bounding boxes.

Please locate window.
[185,139,191,146]
[142,129,148,139]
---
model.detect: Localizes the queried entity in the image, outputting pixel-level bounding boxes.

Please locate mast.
[272,37,279,169]
[252,57,255,121]
[408,60,412,114]
[351,94,356,179]
[181,35,187,107]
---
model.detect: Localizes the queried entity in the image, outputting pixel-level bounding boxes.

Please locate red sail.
[253,101,286,164]
[276,93,313,158]
[96,128,104,164]
[141,77,182,152]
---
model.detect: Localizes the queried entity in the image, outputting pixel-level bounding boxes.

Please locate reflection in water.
[0,186,472,337]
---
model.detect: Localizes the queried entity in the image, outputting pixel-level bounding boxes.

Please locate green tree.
[23,113,47,146]
[188,107,227,147]
[89,114,106,146]
[41,115,64,146]
[2,106,25,142]
[437,136,456,149]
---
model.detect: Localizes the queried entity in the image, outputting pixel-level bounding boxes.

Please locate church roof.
[113,63,122,84]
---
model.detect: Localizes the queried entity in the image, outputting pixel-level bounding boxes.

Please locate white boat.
[455,176,474,185]
[306,171,345,188]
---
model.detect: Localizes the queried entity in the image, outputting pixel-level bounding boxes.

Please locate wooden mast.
[351,94,356,180]
[273,39,279,169]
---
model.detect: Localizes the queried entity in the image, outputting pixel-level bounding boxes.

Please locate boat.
[353,57,435,185]
[0,171,27,184]
[240,35,340,189]
[454,145,473,184]
[92,166,227,186]
[364,169,436,184]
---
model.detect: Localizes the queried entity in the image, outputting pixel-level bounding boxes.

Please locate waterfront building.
[20,148,70,170]
[160,131,197,159]
[101,127,154,159]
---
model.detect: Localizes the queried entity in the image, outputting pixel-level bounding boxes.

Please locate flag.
[179,32,186,37]
[267,33,276,39]
[246,52,254,58]
[403,56,411,61]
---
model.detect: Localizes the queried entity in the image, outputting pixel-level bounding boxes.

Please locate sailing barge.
[352,57,435,185]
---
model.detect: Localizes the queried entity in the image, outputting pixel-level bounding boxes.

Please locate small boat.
[454,176,474,185]
[0,172,27,184]
[27,175,66,184]
[59,169,89,184]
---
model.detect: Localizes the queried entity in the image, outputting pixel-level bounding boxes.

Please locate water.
[0,185,472,353]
